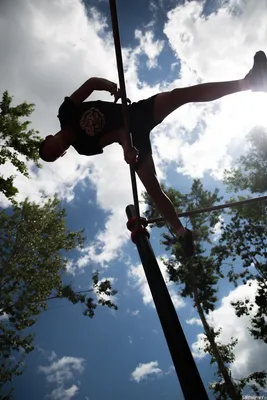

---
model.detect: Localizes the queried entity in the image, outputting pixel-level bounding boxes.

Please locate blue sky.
[1,0,267,399]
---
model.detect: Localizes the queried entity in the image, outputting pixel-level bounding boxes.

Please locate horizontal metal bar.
[146,195,267,225]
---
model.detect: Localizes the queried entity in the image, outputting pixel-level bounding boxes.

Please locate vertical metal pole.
[109,0,141,223]
[126,205,209,400]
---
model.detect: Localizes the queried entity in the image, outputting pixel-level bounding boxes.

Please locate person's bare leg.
[136,154,184,236]
[137,154,195,256]
[154,79,250,123]
[99,129,181,231]
[154,50,267,123]
[148,189,185,235]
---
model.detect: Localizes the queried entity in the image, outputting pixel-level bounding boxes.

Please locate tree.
[143,179,266,399]
[224,126,267,194]
[204,328,267,399]
[0,196,117,399]
[0,91,43,200]
[217,128,267,343]
[213,199,267,344]
[143,180,239,399]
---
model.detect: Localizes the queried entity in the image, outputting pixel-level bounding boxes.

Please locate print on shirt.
[79,107,105,136]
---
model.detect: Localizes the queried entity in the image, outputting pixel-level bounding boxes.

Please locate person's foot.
[245,50,267,92]
[178,228,195,257]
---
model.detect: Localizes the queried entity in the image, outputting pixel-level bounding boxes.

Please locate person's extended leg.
[136,153,194,256]
[153,50,267,123]
[137,153,184,234]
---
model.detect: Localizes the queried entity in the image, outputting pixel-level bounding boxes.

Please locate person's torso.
[78,100,125,135]
[57,97,125,156]
[57,95,157,159]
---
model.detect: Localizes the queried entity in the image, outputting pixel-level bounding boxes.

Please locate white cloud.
[38,348,57,363]
[212,215,224,242]
[128,336,133,345]
[126,308,140,317]
[151,0,267,179]
[50,385,79,400]
[131,361,163,383]
[135,30,164,69]
[191,280,267,378]
[39,354,85,400]
[186,317,202,326]
[192,333,206,359]
[164,0,267,81]
[128,256,185,309]
[0,0,117,206]
[0,0,161,269]
[0,312,8,321]
[2,0,267,272]
[165,365,175,376]
[39,356,85,384]
[65,260,79,276]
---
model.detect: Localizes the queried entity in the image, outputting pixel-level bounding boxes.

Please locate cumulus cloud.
[212,215,224,242]
[0,0,164,269]
[39,356,85,384]
[153,0,267,178]
[164,0,267,81]
[49,385,79,400]
[128,256,185,309]
[39,354,85,400]
[186,317,202,326]
[131,361,163,383]
[0,0,117,204]
[135,29,165,69]
[192,333,206,359]
[191,280,267,378]
[2,0,267,271]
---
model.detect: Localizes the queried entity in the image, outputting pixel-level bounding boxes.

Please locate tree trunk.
[192,285,240,400]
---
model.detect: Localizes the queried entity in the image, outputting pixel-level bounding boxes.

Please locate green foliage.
[0,91,43,200]
[239,372,267,396]
[143,179,223,312]
[208,127,267,395]
[0,196,117,398]
[212,199,267,343]
[210,371,267,400]
[224,127,267,193]
[205,330,243,400]
[56,273,118,318]
[214,127,267,345]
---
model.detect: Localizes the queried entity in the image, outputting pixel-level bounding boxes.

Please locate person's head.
[39,132,67,162]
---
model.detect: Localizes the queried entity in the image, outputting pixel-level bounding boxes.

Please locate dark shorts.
[129,94,160,171]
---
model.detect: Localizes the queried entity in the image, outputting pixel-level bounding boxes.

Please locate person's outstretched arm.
[70,77,118,104]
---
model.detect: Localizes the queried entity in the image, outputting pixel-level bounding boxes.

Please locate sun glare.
[237,92,267,128]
